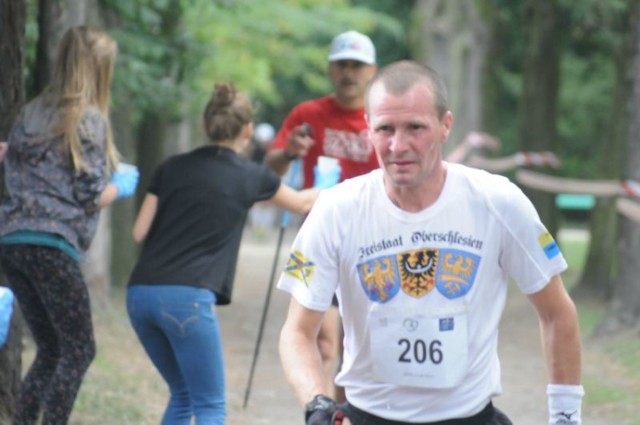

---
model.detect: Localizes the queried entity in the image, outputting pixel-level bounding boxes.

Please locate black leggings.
[0,245,96,425]
[343,402,513,425]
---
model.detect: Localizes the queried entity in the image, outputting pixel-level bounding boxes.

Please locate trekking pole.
[243,209,289,409]
[243,158,301,409]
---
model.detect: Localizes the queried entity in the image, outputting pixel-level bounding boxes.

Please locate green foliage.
[555,0,628,178]
[351,0,414,65]
[481,0,528,153]
[100,0,402,126]
[101,0,199,123]
[557,53,616,178]
[482,0,628,179]
[183,0,403,123]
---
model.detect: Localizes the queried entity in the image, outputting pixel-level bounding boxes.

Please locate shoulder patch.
[284,250,315,286]
[538,231,560,259]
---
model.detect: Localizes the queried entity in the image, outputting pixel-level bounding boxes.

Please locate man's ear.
[441,111,453,144]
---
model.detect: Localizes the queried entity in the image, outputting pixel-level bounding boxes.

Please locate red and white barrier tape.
[516,170,640,198]
[514,151,561,169]
[516,170,640,223]
[621,180,640,197]
[467,151,561,173]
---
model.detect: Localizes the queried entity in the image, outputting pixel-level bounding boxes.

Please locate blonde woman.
[0,26,138,425]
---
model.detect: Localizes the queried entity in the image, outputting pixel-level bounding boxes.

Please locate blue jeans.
[127,285,225,425]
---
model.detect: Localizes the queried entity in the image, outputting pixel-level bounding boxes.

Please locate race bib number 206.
[369,309,469,389]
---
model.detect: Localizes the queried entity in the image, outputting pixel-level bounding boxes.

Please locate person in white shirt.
[277,60,583,425]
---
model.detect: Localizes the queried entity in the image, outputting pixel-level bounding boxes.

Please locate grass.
[70,292,165,424]
[558,226,640,424]
[22,290,165,424]
[581,329,640,422]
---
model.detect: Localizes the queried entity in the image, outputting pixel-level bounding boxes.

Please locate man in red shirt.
[265,30,378,401]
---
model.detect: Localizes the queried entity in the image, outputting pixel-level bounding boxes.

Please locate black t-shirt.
[128,145,281,305]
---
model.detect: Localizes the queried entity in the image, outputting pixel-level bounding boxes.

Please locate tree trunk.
[596,0,640,334]
[0,305,22,425]
[410,0,490,153]
[32,0,97,94]
[0,1,25,135]
[109,100,139,288]
[519,0,561,236]
[82,212,112,307]
[136,113,169,208]
[0,0,26,421]
[574,198,618,299]
[575,5,631,299]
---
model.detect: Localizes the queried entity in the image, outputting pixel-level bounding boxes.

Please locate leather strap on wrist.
[304,394,336,422]
[282,149,298,161]
[283,149,298,161]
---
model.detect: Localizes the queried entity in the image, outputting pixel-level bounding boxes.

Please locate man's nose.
[389,132,409,152]
[340,65,356,76]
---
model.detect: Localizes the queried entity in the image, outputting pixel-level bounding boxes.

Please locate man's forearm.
[541,304,582,384]
[264,149,295,176]
[279,325,327,405]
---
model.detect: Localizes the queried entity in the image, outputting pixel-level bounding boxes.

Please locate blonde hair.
[202,81,253,143]
[43,26,119,172]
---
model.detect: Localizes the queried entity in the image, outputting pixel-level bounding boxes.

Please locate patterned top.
[0,102,109,253]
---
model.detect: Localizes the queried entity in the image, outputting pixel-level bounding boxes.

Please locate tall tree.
[519,0,562,235]
[596,0,640,333]
[0,0,26,421]
[572,0,629,298]
[410,0,491,152]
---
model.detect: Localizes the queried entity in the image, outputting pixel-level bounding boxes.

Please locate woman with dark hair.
[126,81,338,424]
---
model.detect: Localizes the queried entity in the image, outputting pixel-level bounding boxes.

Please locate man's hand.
[285,124,314,159]
[305,395,348,425]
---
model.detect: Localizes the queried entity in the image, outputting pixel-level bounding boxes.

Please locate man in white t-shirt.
[277,60,584,425]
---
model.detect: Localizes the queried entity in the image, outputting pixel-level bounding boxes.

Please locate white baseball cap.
[328,31,376,65]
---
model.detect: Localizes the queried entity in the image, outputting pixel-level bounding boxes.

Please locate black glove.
[304,395,345,425]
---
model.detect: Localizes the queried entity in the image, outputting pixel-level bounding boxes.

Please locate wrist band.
[547,384,584,425]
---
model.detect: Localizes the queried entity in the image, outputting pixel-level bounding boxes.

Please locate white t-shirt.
[277,163,567,422]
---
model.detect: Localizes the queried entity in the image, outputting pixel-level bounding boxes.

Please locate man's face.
[327,60,377,104]
[366,81,452,189]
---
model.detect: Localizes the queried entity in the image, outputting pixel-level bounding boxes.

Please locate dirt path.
[220,228,617,424]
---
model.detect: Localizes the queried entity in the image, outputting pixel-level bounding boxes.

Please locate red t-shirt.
[270,96,379,188]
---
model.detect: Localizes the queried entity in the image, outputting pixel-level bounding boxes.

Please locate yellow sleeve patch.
[284,250,315,286]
